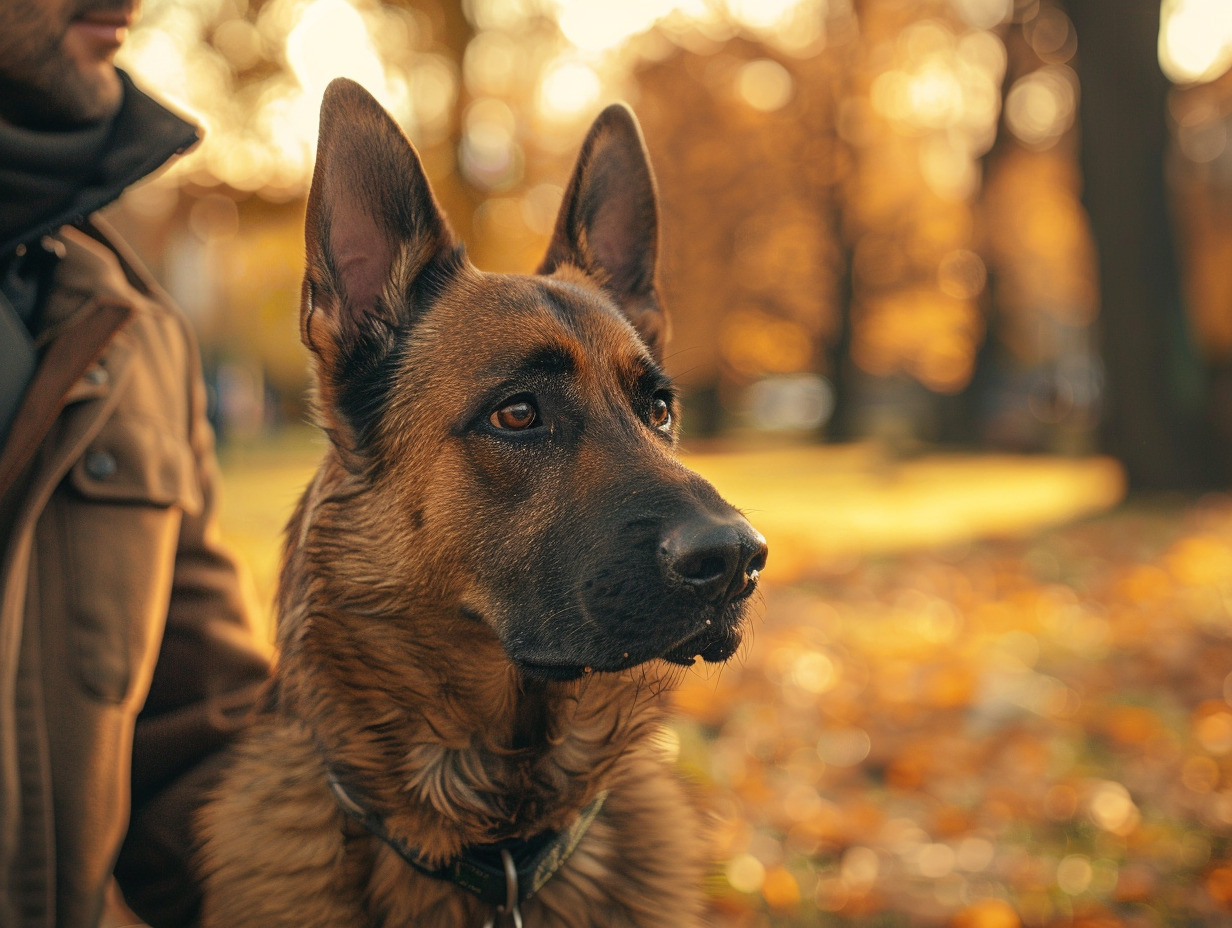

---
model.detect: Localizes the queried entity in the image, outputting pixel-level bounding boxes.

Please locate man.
[0,2,273,927]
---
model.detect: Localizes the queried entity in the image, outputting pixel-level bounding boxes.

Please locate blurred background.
[108,0,1232,924]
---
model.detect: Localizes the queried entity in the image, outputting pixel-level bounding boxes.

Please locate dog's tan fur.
[198,79,764,927]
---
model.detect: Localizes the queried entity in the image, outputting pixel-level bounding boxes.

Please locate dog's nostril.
[670,548,738,602]
[728,534,768,600]
[677,552,731,585]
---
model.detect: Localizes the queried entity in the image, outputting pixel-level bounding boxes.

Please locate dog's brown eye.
[649,397,671,430]
[490,400,539,430]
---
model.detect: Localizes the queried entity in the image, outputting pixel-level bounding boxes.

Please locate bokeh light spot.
[817,727,872,767]
[1004,66,1077,150]
[1160,0,1232,84]
[1056,854,1093,895]
[737,59,794,112]
[727,853,767,893]
[538,60,602,120]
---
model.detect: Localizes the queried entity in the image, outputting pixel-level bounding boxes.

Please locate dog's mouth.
[515,618,744,681]
[516,661,592,682]
[661,622,743,666]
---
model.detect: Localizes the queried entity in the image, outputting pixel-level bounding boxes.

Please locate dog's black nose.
[660,514,768,604]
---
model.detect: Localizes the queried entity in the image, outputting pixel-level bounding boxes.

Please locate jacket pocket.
[61,414,202,703]
[68,413,203,513]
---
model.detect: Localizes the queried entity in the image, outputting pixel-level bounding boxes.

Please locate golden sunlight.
[552,0,706,54]
[1159,0,1232,84]
[538,60,603,120]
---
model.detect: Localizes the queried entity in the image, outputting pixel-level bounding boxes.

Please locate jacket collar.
[0,70,199,258]
[37,224,145,339]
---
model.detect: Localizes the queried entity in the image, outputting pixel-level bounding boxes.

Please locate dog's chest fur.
[204,721,706,927]
[199,457,709,927]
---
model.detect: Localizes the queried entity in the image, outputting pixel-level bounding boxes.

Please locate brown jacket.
[0,217,272,928]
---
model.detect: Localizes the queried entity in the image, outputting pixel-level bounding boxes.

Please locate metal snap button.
[84,450,117,480]
[39,236,66,258]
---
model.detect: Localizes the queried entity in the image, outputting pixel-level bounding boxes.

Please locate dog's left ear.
[538,104,667,361]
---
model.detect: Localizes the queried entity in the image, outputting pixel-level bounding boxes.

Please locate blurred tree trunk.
[421,0,480,246]
[1066,0,1219,489]
[824,231,857,440]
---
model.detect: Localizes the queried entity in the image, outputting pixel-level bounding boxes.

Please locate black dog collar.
[327,772,607,915]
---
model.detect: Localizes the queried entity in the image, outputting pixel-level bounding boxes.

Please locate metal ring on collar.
[483,849,523,928]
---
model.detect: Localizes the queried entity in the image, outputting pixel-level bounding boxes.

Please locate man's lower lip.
[69,20,128,46]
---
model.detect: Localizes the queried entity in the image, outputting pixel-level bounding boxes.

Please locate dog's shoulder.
[198,720,366,925]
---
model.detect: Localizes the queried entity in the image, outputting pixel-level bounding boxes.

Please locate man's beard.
[0,0,130,130]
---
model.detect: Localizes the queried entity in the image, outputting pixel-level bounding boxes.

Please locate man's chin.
[6,42,126,130]
[60,54,124,123]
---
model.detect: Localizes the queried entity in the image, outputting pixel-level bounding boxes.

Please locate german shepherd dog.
[198,78,766,928]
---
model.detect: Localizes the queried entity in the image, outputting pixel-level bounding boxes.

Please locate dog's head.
[299,78,765,681]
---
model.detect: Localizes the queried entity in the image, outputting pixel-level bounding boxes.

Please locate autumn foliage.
[668,496,1232,926]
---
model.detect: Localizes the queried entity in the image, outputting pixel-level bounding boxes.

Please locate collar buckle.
[482,849,524,928]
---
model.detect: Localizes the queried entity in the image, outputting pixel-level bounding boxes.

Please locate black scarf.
[0,116,110,259]
[0,69,199,259]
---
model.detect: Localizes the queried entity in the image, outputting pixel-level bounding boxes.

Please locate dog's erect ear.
[302,78,459,442]
[538,104,667,361]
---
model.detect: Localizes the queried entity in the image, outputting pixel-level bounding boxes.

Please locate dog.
[198,78,767,928]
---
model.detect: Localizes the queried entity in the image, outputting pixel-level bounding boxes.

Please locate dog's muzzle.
[506,507,766,679]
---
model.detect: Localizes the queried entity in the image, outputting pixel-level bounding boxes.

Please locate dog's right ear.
[302,78,459,443]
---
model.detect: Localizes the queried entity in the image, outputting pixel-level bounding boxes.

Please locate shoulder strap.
[0,289,36,449]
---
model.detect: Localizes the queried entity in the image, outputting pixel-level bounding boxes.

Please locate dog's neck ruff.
[327,771,607,914]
